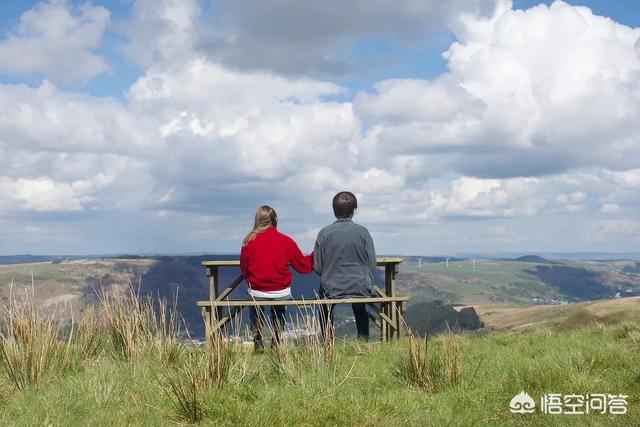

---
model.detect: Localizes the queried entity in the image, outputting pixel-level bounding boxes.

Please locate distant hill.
[397,258,640,306]
[3,256,640,338]
[403,300,483,336]
[0,255,73,265]
[0,256,382,338]
[623,262,640,273]
[479,296,640,331]
[512,255,553,263]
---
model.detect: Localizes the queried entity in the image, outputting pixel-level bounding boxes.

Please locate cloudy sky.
[1,0,639,255]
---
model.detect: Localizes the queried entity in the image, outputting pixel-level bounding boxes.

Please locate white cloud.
[120,0,201,67]
[0,0,110,83]
[0,81,153,154]
[600,203,621,213]
[432,176,542,217]
[0,177,93,212]
[592,219,640,240]
[204,0,496,76]
[355,0,640,177]
[1,0,640,254]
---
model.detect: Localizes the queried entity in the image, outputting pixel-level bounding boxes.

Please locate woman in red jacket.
[240,205,313,351]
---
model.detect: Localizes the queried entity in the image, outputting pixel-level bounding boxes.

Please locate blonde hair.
[242,205,278,246]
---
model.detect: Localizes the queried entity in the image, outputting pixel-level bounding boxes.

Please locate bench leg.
[381,303,393,342]
[396,301,406,338]
[201,306,212,341]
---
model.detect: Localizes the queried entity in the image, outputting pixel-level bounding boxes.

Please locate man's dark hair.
[332,191,358,218]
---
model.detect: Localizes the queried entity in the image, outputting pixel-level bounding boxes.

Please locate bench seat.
[197,296,408,307]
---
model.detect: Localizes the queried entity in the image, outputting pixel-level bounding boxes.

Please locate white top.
[248,287,292,299]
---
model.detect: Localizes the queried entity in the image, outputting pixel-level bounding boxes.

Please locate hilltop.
[1,255,640,425]
[2,255,640,337]
[1,316,638,425]
[479,296,640,331]
[397,258,640,306]
[512,255,555,263]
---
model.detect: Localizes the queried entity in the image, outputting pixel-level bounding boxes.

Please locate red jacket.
[240,226,313,292]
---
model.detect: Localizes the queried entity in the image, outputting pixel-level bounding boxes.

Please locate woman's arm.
[240,245,249,279]
[288,238,314,274]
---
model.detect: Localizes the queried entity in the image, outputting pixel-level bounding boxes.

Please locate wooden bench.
[197,258,408,341]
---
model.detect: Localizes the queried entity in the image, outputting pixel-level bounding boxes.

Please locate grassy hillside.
[480,296,640,331]
[1,272,639,425]
[398,258,640,306]
[2,256,640,339]
[1,320,638,425]
[0,257,324,337]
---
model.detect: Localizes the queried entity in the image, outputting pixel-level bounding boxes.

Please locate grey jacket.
[313,218,377,298]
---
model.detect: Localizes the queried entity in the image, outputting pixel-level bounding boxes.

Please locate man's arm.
[365,231,377,278]
[313,232,323,275]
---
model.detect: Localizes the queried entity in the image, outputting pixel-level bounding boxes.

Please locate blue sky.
[0,0,639,255]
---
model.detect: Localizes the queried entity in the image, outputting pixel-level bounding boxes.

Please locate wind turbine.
[418,257,422,271]
[445,258,450,268]
[472,259,476,269]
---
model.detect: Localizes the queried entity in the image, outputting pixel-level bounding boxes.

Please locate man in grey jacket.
[314,191,377,340]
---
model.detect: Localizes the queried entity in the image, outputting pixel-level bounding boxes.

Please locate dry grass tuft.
[400,329,463,392]
[0,284,73,390]
[267,312,338,386]
[74,305,102,358]
[155,333,240,423]
[98,275,184,362]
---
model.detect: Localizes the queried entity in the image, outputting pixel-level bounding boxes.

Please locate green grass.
[399,260,562,306]
[1,267,639,426]
[1,323,639,426]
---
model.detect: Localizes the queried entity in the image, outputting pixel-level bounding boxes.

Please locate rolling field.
[480,296,640,331]
[2,256,640,337]
[1,256,640,425]
[398,258,640,305]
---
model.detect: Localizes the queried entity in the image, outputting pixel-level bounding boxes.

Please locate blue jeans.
[248,295,291,350]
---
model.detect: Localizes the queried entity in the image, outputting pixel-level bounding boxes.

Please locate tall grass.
[74,305,102,358]
[267,311,338,386]
[156,352,206,423]
[0,285,73,390]
[155,332,245,423]
[1,302,639,425]
[0,273,186,393]
[3,275,638,425]
[98,276,183,363]
[399,329,463,392]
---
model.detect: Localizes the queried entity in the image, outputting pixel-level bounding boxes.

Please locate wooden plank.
[367,310,382,329]
[216,274,245,301]
[202,260,241,267]
[377,308,395,327]
[373,285,386,298]
[211,306,242,332]
[366,302,381,314]
[206,266,219,300]
[385,262,398,340]
[201,306,211,338]
[381,309,387,341]
[395,301,404,337]
[201,257,403,268]
[376,257,403,265]
[366,301,396,331]
[197,296,408,307]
